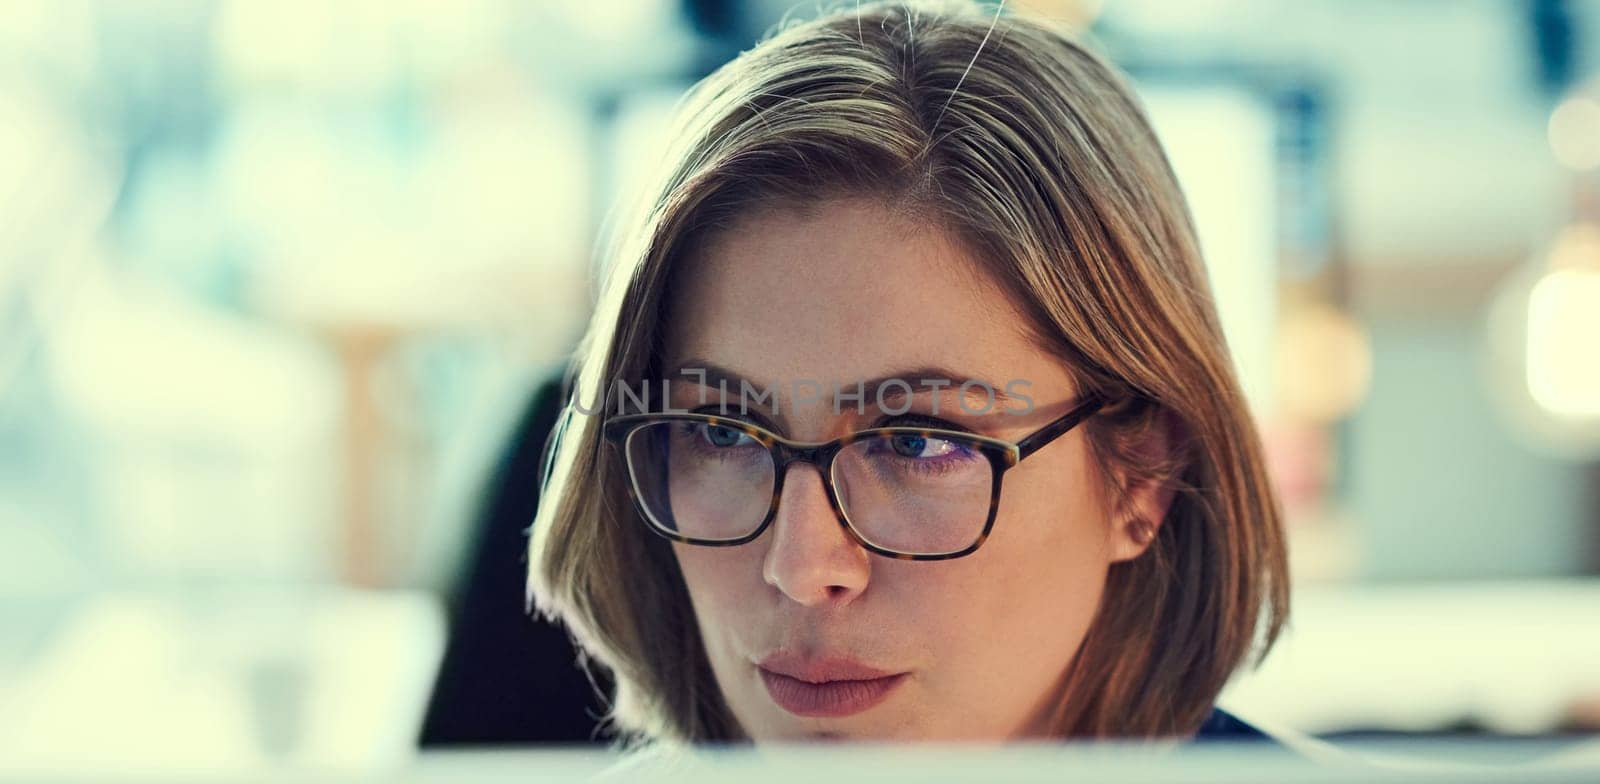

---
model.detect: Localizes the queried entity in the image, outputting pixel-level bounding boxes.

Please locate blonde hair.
[528,0,1288,744]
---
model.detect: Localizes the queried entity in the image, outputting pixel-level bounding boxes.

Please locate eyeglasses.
[600,393,1105,560]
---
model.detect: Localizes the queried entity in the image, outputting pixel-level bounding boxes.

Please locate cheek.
[670,543,771,652]
[901,455,1113,731]
[988,469,1112,614]
[673,544,753,611]
[984,453,1114,627]
[997,453,1113,566]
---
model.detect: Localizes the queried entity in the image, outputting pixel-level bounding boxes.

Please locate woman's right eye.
[686,422,753,448]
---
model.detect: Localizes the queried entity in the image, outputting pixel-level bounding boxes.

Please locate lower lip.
[758,668,908,718]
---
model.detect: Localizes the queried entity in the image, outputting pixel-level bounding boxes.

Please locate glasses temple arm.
[1013,393,1107,461]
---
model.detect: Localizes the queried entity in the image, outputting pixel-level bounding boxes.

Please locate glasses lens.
[832,431,993,556]
[624,420,775,541]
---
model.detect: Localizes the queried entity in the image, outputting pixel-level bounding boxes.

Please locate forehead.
[660,198,1069,412]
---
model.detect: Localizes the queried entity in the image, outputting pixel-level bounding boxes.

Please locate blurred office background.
[2,0,1599,776]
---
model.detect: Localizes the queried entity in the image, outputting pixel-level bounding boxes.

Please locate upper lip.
[757,652,903,683]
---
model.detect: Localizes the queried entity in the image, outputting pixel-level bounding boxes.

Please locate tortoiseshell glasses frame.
[600,393,1106,561]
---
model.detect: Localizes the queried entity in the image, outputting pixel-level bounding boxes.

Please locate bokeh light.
[1527,223,1600,419]
[1548,94,1600,171]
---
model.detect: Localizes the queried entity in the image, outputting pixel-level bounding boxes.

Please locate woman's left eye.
[883,431,982,468]
[889,433,961,459]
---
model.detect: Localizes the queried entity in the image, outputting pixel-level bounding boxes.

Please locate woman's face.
[659,198,1157,742]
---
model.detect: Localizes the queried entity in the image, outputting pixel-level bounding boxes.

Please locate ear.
[1107,407,1186,563]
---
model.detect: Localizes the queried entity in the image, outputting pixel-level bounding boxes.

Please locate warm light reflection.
[1482,226,1600,459]
[1527,267,1600,418]
[1274,303,1373,423]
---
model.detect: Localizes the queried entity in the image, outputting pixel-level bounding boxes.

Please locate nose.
[761,462,871,608]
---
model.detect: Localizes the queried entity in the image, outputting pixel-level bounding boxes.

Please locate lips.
[756,653,908,718]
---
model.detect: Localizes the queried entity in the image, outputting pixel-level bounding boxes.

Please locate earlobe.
[1109,511,1161,563]
[1105,406,1185,563]
[1128,517,1157,547]
[1108,471,1176,562]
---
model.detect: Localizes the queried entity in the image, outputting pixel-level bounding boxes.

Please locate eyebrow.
[663,359,1016,413]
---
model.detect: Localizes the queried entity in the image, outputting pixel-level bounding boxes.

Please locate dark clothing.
[1194,707,1273,742]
